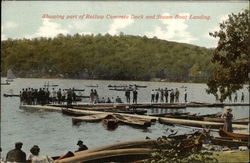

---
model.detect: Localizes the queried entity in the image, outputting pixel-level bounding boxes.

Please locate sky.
[1,1,248,48]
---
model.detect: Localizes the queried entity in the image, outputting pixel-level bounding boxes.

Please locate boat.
[6,69,16,82]
[109,88,135,91]
[204,117,249,125]
[117,109,147,115]
[158,117,248,129]
[72,113,109,124]
[44,82,58,87]
[103,115,119,130]
[129,84,147,88]
[85,84,99,87]
[219,129,250,139]
[3,93,20,97]
[114,114,151,128]
[62,109,86,116]
[1,81,10,85]
[54,148,154,163]
[107,85,128,88]
[210,136,249,147]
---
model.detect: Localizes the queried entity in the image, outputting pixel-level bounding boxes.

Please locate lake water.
[1,78,249,158]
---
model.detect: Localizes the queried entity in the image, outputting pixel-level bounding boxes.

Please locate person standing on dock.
[221,108,233,132]
[67,88,73,107]
[164,88,169,103]
[62,89,67,104]
[6,142,26,162]
[90,89,95,104]
[184,89,187,103]
[51,88,57,104]
[125,88,130,103]
[228,94,232,103]
[160,89,164,103]
[241,92,244,103]
[155,89,159,103]
[234,92,238,103]
[175,88,180,103]
[151,89,155,103]
[170,89,175,103]
[57,89,62,104]
[133,89,138,104]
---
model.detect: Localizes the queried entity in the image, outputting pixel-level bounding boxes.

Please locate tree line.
[1,33,215,82]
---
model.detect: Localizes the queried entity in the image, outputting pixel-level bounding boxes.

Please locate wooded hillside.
[1,33,215,81]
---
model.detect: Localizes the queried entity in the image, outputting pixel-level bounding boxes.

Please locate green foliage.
[1,34,214,81]
[206,9,249,101]
[144,134,218,163]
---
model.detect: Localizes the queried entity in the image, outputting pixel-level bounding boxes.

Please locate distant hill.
[1,33,215,82]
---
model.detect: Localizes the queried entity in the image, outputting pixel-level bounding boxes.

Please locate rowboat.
[114,114,151,128]
[219,129,250,139]
[102,115,119,130]
[62,109,86,116]
[210,136,249,147]
[72,113,109,124]
[204,117,249,125]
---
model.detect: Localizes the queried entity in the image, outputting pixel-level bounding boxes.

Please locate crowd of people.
[19,86,245,106]
[150,88,186,103]
[1,140,88,163]
[19,87,78,106]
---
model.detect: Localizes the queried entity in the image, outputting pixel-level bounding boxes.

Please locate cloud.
[25,19,69,39]
[145,13,197,44]
[108,17,134,35]
[1,34,7,41]
[68,21,88,30]
[2,21,18,32]
[203,14,229,47]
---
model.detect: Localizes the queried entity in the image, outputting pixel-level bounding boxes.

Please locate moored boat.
[204,117,249,125]
[219,128,250,139]
[62,108,86,116]
[103,114,119,130]
[114,114,151,128]
[210,136,249,147]
[72,113,109,124]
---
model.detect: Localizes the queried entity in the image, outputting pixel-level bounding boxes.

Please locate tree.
[206,9,249,101]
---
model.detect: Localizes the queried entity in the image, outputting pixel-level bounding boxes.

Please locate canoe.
[210,137,249,147]
[117,109,147,115]
[62,109,86,116]
[72,113,109,124]
[158,117,248,130]
[219,129,250,139]
[54,148,154,163]
[114,114,151,128]
[164,112,222,121]
[204,117,249,125]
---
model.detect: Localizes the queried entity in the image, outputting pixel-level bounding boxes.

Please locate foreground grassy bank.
[214,150,249,163]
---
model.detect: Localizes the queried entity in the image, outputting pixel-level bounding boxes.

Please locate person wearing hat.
[75,140,88,152]
[221,108,233,132]
[6,142,26,162]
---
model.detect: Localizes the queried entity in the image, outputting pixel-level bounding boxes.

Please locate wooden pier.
[19,105,248,130]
